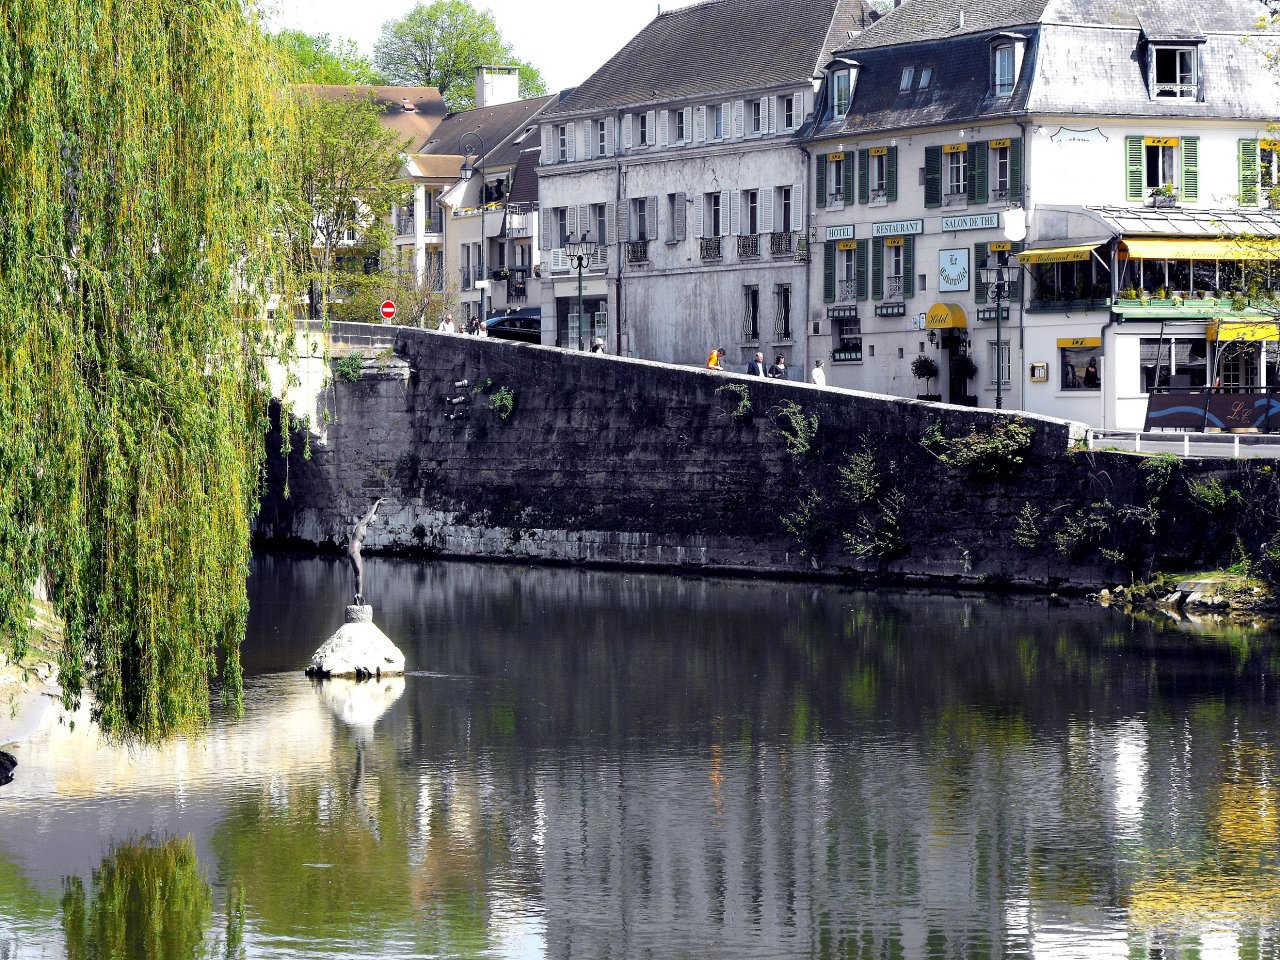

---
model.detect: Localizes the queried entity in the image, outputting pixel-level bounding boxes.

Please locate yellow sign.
[827,151,846,162]
[988,241,1012,252]
[1122,237,1280,261]
[869,146,889,156]
[884,236,905,247]
[943,143,968,154]
[1207,319,1280,342]
[836,239,858,251]
[1145,136,1180,147]
[1018,245,1096,264]
[1056,338,1102,348]
[989,138,1012,149]
[1263,140,1280,151]
[926,303,967,329]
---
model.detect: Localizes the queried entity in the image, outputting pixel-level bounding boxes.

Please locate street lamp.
[564,232,599,349]
[979,257,1017,410]
[459,131,486,326]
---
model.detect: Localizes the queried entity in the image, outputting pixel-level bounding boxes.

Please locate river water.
[2,556,1280,958]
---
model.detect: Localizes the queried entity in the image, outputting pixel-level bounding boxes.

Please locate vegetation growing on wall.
[0,0,292,740]
[771,401,819,456]
[921,418,1036,479]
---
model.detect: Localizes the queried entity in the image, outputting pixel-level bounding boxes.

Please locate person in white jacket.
[811,359,827,387]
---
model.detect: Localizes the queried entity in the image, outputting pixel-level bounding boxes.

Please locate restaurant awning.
[1017,244,1100,265]
[1206,318,1280,342]
[1121,238,1280,260]
[925,303,967,329]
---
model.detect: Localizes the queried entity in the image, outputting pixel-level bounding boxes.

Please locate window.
[992,143,1010,194]
[596,120,607,157]
[675,110,686,142]
[743,190,758,234]
[713,105,724,140]
[745,285,760,341]
[947,149,966,196]
[833,70,851,117]
[638,113,649,146]
[591,203,607,245]
[777,186,792,232]
[899,66,915,92]
[887,243,903,280]
[918,67,933,90]
[666,193,685,243]
[991,340,1012,387]
[775,285,792,340]
[829,155,846,202]
[751,100,763,135]
[555,207,569,247]
[1264,144,1280,194]
[993,45,1015,96]
[706,192,722,236]
[1152,46,1197,99]
[869,152,887,193]
[557,125,569,161]
[1146,142,1178,192]
[783,95,795,130]
[632,198,649,240]
[1139,338,1207,392]
[1126,135,1197,203]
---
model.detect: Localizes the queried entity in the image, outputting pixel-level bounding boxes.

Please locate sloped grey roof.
[419,95,557,166]
[507,150,541,206]
[849,0,1050,47]
[1087,205,1280,237]
[1028,25,1280,118]
[543,0,869,118]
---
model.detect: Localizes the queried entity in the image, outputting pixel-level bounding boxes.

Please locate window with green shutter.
[901,237,915,297]
[843,155,855,204]
[858,148,869,204]
[967,141,988,204]
[1125,136,1145,201]
[924,146,942,208]
[856,240,869,300]
[1008,137,1023,202]
[816,153,828,208]
[973,242,989,304]
[886,146,898,202]
[1240,139,1260,206]
[823,242,836,303]
[1181,136,1199,202]
[872,237,884,299]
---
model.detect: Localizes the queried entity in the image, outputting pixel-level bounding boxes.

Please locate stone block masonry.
[257,322,1278,590]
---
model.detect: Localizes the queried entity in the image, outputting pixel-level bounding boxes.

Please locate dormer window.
[918,67,933,90]
[833,70,851,117]
[826,58,859,120]
[1151,46,1198,99]
[899,66,915,92]
[988,33,1027,98]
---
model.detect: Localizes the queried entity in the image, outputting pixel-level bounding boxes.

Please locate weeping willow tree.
[0,1,292,740]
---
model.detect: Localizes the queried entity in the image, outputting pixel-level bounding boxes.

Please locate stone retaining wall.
[257,321,1271,590]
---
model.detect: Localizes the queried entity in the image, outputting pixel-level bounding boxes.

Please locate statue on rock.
[346,498,385,605]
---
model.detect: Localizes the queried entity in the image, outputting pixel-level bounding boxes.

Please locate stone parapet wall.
[258,321,1268,590]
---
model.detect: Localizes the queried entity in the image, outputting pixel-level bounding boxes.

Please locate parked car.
[486,310,542,344]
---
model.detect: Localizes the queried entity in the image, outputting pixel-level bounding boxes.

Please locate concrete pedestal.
[305,605,406,680]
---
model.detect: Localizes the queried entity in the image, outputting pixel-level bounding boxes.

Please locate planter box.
[916,393,943,402]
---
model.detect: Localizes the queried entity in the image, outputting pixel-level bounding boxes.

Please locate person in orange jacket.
[706,347,725,370]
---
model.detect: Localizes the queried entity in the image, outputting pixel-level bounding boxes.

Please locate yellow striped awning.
[1206,318,1280,342]
[925,302,967,329]
[1017,244,1098,264]
[1122,238,1280,260]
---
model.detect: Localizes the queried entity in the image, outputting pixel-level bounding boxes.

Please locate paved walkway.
[1089,429,1280,459]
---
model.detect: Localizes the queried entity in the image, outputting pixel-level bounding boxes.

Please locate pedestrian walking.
[746,351,767,377]
[767,354,787,379]
[591,337,605,354]
[439,314,457,334]
[706,347,725,370]
[811,359,826,387]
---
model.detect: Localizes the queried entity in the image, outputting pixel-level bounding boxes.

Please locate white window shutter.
[683,108,692,142]
[565,126,576,162]
[622,114,633,149]
[693,195,704,238]
[775,96,784,131]
[733,101,744,138]
[580,120,591,157]
[576,205,590,241]
[694,106,706,142]
[645,111,656,145]
[541,124,555,164]
[605,117,615,156]
[539,206,553,249]
[793,181,805,227]
[674,192,687,240]
[719,189,730,235]
[566,206,578,240]
[648,195,658,241]
[761,188,774,233]
[606,201,616,243]
[658,110,670,147]
[617,201,630,242]
[721,102,731,138]
[731,192,741,235]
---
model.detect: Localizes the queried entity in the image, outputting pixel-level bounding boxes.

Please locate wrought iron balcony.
[625,240,650,264]
[837,280,857,303]
[737,234,760,259]
[395,214,415,236]
[460,267,472,290]
[868,188,888,207]
[770,232,794,256]
[506,278,528,302]
[886,275,904,300]
[700,236,722,261]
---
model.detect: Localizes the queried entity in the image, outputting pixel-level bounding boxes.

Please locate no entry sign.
[380,300,397,321]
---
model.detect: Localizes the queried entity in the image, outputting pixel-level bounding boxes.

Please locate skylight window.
[899,66,915,92]
[918,67,933,90]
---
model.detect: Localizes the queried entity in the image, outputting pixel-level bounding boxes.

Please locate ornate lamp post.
[979,258,1017,409]
[459,131,486,325]
[564,232,599,349]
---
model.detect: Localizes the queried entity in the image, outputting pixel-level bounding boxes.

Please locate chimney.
[475,65,520,108]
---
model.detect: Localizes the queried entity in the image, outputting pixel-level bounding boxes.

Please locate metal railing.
[773,313,792,341]
[737,234,760,259]
[868,188,888,206]
[839,317,861,341]
[700,236,722,260]
[460,267,472,290]
[770,232,794,256]
[395,214,415,235]
[838,279,857,302]
[506,278,527,302]
[625,240,650,264]
[741,315,760,342]
[886,275,904,299]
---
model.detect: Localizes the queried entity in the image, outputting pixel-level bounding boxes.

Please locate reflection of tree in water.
[60,837,231,960]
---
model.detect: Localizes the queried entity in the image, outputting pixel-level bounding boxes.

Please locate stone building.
[803,0,1280,428]
[534,0,872,367]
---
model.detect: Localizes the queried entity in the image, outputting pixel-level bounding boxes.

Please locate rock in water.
[0,751,15,787]
[305,605,405,680]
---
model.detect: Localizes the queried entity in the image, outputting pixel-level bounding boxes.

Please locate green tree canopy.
[373,0,547,110]
[273,29,384,84]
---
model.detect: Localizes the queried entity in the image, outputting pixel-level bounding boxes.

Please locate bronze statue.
[346,499,385,605]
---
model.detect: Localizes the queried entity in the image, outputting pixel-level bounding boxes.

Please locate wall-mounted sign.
[1029,362,1049,382]
[872,219,923,237]
[836,239,858,251]
[989,241,1012,252]
[943,142,968,153]
[989,138,1012,149]
[941,213,999,232]
[938,248,970,292]
[869,146,889,156]
[827,151,846,161]
[885,236,905,248]
[1145,136,1179,147]
[825,225,856,241]
[1263,139,1280,151]
[1056,338,1102,349]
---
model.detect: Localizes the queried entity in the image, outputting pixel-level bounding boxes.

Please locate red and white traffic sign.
[380,300,397,321]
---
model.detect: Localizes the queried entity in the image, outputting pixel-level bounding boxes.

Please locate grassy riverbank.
[1097,569,1278,617]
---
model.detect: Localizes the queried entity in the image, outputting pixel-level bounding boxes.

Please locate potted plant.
[912,354,941,401]
[1150,182,1178,207]
[950,350,978,383]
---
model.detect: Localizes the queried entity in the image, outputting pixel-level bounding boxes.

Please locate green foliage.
[949,351,978,381]
[334,354,364,382]
[373,0,547,110]
[781,489,826,558]
[837,451,880,504]
[272,29,383,84]
[910,354,939,389]
[771,401,818,455]
[715,383,752,421]
[1142,452,1180,497]
[921,418,1035,479]
[487,386,515,420]
[0,0,292,740]
[1012,502,1041,548]
[1187,476,1236,510]
[843,489,906,560]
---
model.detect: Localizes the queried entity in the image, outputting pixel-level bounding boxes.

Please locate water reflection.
[1,556,1280,957]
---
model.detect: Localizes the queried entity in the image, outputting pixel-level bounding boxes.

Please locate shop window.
[1061,345,1101,390]
[1140,337,1207,391]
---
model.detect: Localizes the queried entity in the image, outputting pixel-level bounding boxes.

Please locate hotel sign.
[941,213,1000,232]
[825,225,856,241]
[872,219,923,237]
